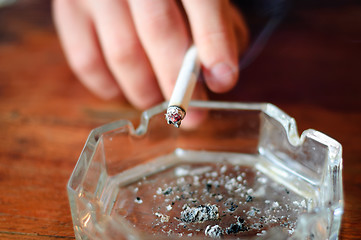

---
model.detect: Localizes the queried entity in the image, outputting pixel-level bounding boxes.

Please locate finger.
[52,0,121,100]
[88,0,163,109]
[182,0,239,93]
[127,0,191,99]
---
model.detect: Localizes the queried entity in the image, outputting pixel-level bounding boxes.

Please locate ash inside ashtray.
[114,155,308,238]
[180,204,219,223]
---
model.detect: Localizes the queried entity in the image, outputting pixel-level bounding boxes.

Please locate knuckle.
[197,27,229,46]
[147,7,172,26]
[142,6,178,37]
[196,27,237,65]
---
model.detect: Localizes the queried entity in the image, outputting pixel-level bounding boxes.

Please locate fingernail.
[211,62,237,81]
[208,62,238,92]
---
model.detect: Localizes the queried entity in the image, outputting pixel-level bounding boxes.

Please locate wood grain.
[0,0,360,239]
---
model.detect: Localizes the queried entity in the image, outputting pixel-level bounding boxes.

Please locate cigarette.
[165,45,200,128]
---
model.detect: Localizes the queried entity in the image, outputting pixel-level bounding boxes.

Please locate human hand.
[53,0,248,109]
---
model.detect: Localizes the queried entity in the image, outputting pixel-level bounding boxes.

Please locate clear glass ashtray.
[68,101,343,240]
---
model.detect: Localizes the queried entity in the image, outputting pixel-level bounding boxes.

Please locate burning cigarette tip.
[165,106,186,128]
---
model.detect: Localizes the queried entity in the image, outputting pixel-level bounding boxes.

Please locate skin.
[52,0,248,126]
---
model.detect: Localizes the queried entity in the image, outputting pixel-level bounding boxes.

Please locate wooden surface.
[0,1,360,239]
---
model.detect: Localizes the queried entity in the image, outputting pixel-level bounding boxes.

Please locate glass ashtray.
[68,101,343,240]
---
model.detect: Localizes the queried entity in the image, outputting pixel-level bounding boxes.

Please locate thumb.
[182,0,243,93]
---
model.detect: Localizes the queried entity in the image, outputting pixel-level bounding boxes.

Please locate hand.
[53,0,248,109]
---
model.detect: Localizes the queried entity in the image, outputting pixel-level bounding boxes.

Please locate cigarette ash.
[225,217,248,234]
[205,225,224,238]
[119,162,308,238]
[155,212,170,223]
[180,204,219,223]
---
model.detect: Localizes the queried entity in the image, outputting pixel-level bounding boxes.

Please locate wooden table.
[0,1,360,239]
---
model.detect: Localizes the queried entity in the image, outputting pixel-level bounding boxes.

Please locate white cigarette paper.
[166,45,200,128]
